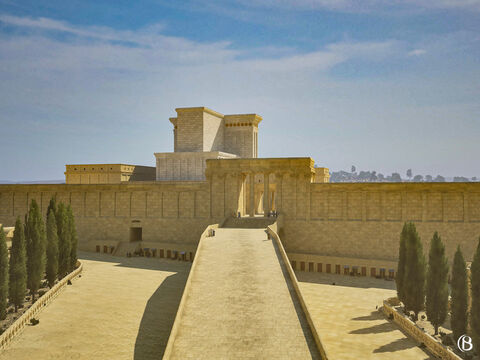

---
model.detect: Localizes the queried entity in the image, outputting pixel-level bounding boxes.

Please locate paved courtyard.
[297,272,433,360]
[168,228,320,359]
[0,251,190,360]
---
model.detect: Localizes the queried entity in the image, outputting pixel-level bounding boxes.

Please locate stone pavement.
[297,272,434,360]
[0,252,190,360]
[168,228,320,359]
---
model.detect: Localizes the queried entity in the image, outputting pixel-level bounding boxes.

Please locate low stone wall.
[287,252,397,278]
[382,301,461,360]
[163,223,219,359]
[0,262,83,351]
[267,222,329,360]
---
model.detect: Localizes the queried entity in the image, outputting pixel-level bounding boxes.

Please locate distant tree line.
[327,165,477,183]
[0,197,77,320]
[396,222,480,352]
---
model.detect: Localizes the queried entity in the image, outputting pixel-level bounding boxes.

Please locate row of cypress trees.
[0,197,77,320]
[396,222,480,348]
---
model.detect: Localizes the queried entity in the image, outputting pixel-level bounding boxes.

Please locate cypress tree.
[46,209,59,287]
[404,222,426,321]
[67,205,78,272]
[396,223,408,304]
[46,196,57,220]
[426,232,449,335]
[0,227,9,320]
[57,203,71,278]
[451,245,468,342]
[9,217,27,312]
[471,238,480,351]
[26,199,47,301]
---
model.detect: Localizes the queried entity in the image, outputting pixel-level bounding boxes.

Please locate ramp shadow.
[133,271,189,360]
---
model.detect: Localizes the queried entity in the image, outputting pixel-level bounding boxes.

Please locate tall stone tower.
[155,107,262,181]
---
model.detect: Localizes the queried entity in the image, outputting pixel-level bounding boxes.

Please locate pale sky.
[0,0,479,181]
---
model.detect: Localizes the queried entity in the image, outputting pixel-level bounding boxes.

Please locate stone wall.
[281,181,480,263]
[224,114,261,158]
[0,182,224,249]
[174,108,205,152]
[1,162,480,265]
[205,159,480,264]
[65,164,156,184]
[203,111,224,152]
[155,151,238,181]
[382,301,461,359]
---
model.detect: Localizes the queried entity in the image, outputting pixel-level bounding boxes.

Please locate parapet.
[65,164,156,184]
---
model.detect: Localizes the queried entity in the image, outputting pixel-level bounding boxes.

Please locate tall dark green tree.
[26,199,47,301]
[9,217,27,312]
[46,196,57,220]
[396,223,408,304]
[67,205,78,272]
[451,246,468,342]
[57,203,71,278]
[425,232,449,335]
[46,209,59,287]
[0,227,9,320]
[470,238,480,351]
[404,222,426,321]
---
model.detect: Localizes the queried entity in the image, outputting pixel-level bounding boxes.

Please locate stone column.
[249,172,255,217]
[237,173,245,216]
[274,172,283,213]
[263,172,270,215]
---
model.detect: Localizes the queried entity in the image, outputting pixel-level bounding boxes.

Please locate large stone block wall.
[280,181,480,263]
[0,182,223,249]
[175,108,204,152]
[1,173,479,264]
[224,115,257,158]
[203,111,224,152]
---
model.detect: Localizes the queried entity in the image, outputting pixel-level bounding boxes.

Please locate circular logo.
[457,335,473,352]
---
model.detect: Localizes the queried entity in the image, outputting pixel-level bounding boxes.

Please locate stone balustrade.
[382,301,461,360]
[267,221,329,360]
[0,262,83,351]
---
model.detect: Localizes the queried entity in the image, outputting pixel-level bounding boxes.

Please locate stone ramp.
[167,228,320,359]
[221,216,276,229]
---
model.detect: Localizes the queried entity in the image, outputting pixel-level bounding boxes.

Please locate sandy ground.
[297,272,434,360]
[169,228,320,359]
[0,251,190,360]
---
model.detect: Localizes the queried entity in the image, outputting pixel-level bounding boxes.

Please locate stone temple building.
[0,106,479,276]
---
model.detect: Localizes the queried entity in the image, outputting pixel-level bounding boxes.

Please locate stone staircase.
[221,216,276,229]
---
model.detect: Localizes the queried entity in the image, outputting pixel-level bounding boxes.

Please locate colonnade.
[246,172,283,217]
[204,157,316,219]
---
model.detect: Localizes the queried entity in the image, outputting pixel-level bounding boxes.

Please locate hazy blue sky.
[0,0,479,181]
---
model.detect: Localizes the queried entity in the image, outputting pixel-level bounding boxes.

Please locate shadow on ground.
[78,250,192,272]
[78,251,189,359]
[295,271,397,291]
[133,272,188,360]
[349,322,396,334]
[352,311,385,321]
